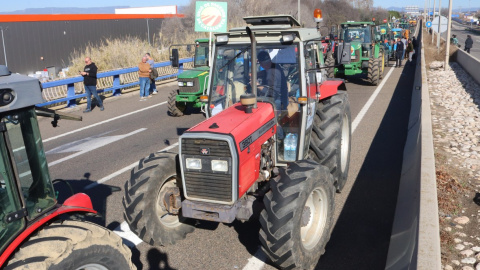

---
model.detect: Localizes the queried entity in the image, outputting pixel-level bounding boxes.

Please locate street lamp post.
[146,19,150,45]
[0,27,7,67]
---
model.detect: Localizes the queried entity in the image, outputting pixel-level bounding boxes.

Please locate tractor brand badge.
[200,148,210,155]
[195,1,228,32]
[380,28,386,34]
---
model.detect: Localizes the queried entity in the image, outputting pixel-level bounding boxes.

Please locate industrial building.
[0,7,183,76]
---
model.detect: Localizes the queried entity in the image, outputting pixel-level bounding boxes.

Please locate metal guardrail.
[38,58,193,108]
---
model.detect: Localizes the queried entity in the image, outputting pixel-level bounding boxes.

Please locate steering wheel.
[257,85,274,97]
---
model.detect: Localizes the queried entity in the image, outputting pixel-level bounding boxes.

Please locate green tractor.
[326,21,386,85]
[168,38,211,116]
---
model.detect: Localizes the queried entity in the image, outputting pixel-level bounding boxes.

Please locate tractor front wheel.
[368,56,380,85]
[259,160,335,270]
[309,90,351,192]
[123,152,194,246]
[168,89,186,117]
[4,220,135,270]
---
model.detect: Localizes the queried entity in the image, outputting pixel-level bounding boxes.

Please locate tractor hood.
[178,66,209,79]
[186,102,275,142]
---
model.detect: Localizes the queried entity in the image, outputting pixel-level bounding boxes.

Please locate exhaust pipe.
[246,27,257,109]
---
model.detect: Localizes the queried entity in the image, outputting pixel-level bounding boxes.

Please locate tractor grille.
[181,138,233,203]
[178,77,200,94]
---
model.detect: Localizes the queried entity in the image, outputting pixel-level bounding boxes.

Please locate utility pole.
[445,0,453,71]
[0,26,7,67]
[432,0,436,43]
[437,0,442,51]
[146,19,150,45]
[298,0,301,25]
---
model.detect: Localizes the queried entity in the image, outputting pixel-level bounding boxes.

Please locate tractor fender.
[373,44,380,58]
[319,80,347,100]
[0,193,97,268]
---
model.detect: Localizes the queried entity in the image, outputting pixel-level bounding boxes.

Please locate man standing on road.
[80,57,104,113]
[145,53,158,95]
[401,36,407,60]
[465,35,473,54]
[395,38,404,68]
[138,56,151,101]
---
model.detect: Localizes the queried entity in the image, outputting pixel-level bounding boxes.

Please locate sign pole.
[209,32,212,67]
[437,0,441,51]
[445,0,453,70]
[432,0,436,43]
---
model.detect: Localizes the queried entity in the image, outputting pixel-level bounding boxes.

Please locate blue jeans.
[149,79,157,93]
[139,77,150,97]
[85,85,103,109]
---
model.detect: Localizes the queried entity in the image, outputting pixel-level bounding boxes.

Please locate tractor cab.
[339,22,375,61]
[0,69,57,253]
[201,15,331,162]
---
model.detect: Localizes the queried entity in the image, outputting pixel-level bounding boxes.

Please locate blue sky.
[1,0,477,13]
[373,0,478,10]
[1,0,191,13]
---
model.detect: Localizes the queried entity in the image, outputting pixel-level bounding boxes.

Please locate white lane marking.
[242,248,268,270]
[352,67,395,133]
[43,101,166,143]
[114,221,143,247]
[84,142,179,190]
[48,128,146,167]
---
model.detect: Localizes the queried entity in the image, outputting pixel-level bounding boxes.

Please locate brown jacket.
[138,62,151,78]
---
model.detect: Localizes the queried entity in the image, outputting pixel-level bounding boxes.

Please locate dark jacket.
[83,62,98,86]
[465,37,473,49]
[395,40,404,52]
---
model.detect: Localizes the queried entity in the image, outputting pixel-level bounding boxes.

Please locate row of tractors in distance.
[123,9,352,270]
[0,66,135,269]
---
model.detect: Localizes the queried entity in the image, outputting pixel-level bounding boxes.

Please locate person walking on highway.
[145,53,158,95]
[80,57,104,113]
[406,39,415,64]
[401,36,407,60]
[138,56,151,101]
[465,35,473,54]
[395,38,404,68]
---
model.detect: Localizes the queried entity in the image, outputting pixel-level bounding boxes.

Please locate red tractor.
[0,66,135,269]
[123,10,351,269]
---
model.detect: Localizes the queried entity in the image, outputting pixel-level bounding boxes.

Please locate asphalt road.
[39,62,415,270]
[438,20,480,59]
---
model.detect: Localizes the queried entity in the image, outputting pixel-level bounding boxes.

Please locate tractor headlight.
[186,81,194,87]
[178,82,184,87]
[211,160,228,172]
[186,158,202,170]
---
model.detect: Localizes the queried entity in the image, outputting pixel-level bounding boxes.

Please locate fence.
[38,58,194,108]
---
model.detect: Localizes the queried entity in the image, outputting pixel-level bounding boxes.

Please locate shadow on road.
[316,62,416,269]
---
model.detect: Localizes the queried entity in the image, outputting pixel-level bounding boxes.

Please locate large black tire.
[325,52,335,79]
[167,89,186,117]
[367,56,380,86]
[379,51,385,80]
[123,152,194,246]
[4,220,135,270]
[259,160,335,270]
[308,91,351,192]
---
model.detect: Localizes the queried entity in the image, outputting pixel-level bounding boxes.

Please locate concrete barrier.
[385,23,441,270]
[455,49,480,85]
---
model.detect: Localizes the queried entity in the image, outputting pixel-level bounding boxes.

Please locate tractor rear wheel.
[4,220,134,270]
[123,152,194,246]
[168,89,186,117]
[367,56,380,85]
[325,52,335,79]
[259,160,335,270]
[308,90,351,192]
